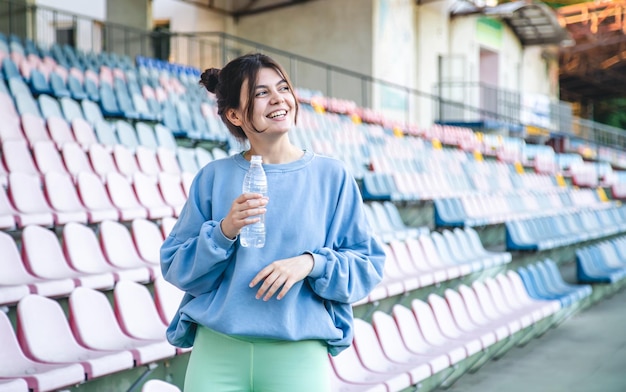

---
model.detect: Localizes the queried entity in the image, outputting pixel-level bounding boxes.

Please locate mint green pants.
[184,326,331,392]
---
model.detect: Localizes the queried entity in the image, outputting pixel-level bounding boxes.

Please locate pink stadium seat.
[31,140,68,176]
[157,172,187,216]
[46,116,76,149]
[43,171,89,225]
[505,270,561,319]
[135,145,162,178]
[0,229,75,304]
[113,280,170,342]
[329,343,412,392]
[8,172,55,228]
[68,286,177,366]
[493,273,551,323]
[99,220,156,279]
[21,113,51,148]
[160,216,177,239]
[21,224,114,290]
[87,143,119,180]
[141,380,182,392]
[0,158,8,188]
[482,277,534,330]
[392,304,467,366]
[75,171,120,223]
[0,378,28,392]
[0,93,23,142]
[2,139,40,176]
[443,288,509,344]
[417,234,462,281]
[0,311,85,392]
[152,275,185,327]
[131,218,164,267]
[156,147,182,175]
[133,172,175,219]
[16,294,135,380]
[410,299,482,359]
[105,171,148,221]
[427,293,496,351]
[371,310,450,376]
[457,284,518,339]
[0,185,17,230]
[71,118,99,150]
[388,239,436,288]
[61,141,95,180]
[352,318,431,386]
[63,221,151,284]
[112,144,141,179]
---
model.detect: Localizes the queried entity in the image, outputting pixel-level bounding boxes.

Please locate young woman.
[160,53,386,391]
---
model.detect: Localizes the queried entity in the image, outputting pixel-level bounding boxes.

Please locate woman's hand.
[220,193,268,240]
[249,254,315,301]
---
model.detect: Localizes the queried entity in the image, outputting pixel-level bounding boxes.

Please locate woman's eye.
[255,90,268,97]
[279,85,290,92]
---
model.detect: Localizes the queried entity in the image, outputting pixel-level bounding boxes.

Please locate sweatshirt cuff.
[209,219,237,249]
[305,251,326,278]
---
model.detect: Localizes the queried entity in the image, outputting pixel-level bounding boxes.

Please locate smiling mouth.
[267,110,287,119]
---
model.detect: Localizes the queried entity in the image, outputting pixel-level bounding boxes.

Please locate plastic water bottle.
[240,155,267,248]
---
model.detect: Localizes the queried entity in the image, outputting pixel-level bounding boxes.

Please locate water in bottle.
[240,155,267,248]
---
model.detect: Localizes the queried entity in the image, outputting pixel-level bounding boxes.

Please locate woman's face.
[235,67,297,138]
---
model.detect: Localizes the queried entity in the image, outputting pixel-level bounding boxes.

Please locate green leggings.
[184,326,331,392]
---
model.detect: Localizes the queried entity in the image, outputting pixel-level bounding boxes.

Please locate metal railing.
[0,0,625,154]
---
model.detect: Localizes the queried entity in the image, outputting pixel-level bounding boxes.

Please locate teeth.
[268,110,287,119]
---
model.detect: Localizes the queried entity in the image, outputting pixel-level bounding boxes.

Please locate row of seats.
[0,277,185,392]
[331,270,570,391]
[505,205,626,251]
[575,235,626,284]
[0,218,175,306]
[356,229,512,306]
[434,188,609,227]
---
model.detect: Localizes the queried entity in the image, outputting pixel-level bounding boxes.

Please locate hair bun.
[199,68,220,93]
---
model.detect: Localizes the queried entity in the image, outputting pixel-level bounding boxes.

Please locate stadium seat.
[68,286,177,366]
[112,144,141,179]
[0,310,85,392]
[156,147,182,175]
[113,280,170,342]
[20,113,51,149]
[0,378,28,392]
[154,123,178,151]
[131,218,165,267]
[46,116,76,149]
[371,310,450,375]
[61,141,96,180]
[104,172,148,221]
[8,172,55,228]
[391,303,467,366]
[63,221,151,283]
[42,171,89,225]
[74,171,120,223]
[133,171,175,219]
[135,122,159,150]
[141,380,182,392]
[22,224,114,290]
[115,120,140,152]
[152,275,185,328]
[157,172,187,216]
[329,342,412,392]
[0,185,18,230]
[71,117,99,150]
[136,145,162,178]
[31,140,68,176]
[59,96,84,122]
[99,219,156,278]
[16,294,135,380]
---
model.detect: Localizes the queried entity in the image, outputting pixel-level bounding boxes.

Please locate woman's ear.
[226,108,242,126]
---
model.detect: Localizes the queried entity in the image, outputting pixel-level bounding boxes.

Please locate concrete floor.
[442,286,626,392]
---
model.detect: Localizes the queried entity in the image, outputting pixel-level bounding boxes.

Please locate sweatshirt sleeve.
[160,171,237,297]
[306,172,386,304]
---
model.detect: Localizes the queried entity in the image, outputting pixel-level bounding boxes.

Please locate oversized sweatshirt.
[160,150,385,356]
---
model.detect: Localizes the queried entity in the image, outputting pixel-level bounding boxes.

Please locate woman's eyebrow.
[254,79,288,90]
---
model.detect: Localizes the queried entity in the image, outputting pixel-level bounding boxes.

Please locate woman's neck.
[245,139,304,164]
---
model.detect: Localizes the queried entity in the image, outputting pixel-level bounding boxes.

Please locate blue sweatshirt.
[160,150,385,356]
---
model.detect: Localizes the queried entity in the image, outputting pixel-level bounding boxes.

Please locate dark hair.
[199,53,299,143]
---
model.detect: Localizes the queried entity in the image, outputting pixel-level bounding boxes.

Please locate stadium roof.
[172,0,317,18]
[450,1,572,46]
